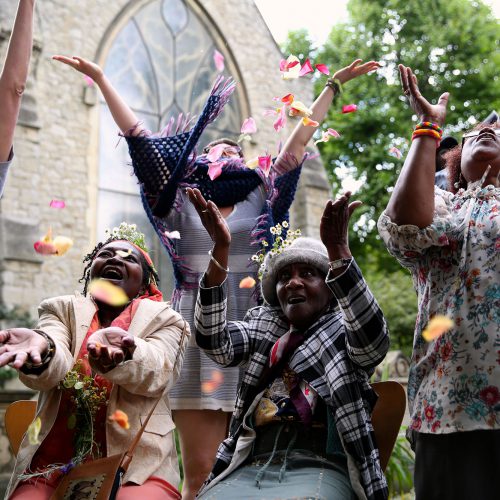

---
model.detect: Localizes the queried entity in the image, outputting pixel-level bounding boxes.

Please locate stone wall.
[0,0,330,316]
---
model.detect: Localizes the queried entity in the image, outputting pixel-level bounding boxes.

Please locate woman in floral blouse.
[378,64,499,500]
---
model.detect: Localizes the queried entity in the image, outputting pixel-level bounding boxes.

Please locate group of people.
[0,1,498,500]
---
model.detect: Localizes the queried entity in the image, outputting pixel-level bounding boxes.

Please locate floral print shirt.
[378,182,500,434]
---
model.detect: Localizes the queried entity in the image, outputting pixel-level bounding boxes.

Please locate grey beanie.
[261,237,330,306]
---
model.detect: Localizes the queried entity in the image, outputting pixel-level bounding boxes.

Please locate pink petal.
[263,109,278,117]
[258,155,272,177]
[213,50,225,72]
[206,143,228,162]
[240,117,257,134]
[34,240,57,255]
[299,58,314,77]
[49,199,66,209]
[83,75,94,87]
[389,146,403,159]
[286,60,299,70]
[315,63,330,75]
[342,104,358,114]
[208,161,224,181]
[280,93,294,106]
[327,128,340,138]
[239,276,256,288]
[279,59,287,72]
[273,106,287,132]
[164,230,181,239]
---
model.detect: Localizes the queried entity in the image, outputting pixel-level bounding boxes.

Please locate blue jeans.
[198,449,356,500]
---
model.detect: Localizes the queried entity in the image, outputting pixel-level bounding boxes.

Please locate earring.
[454,173,465,189]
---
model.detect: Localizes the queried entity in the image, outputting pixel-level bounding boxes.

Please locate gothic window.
[97,0,243,294]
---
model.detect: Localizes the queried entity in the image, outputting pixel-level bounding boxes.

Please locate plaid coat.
[195,260,390,500]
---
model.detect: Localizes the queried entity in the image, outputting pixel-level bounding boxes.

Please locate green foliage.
[281,28,316,61]
[284,0,500,270]
[365,270,417,356]
[386,427,415,498]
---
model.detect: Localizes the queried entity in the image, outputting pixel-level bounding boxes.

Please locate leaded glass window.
[97,0,243,294]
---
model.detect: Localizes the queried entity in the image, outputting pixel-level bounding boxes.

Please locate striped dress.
[168,187,265,411]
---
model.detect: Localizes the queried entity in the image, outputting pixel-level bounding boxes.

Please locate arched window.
[97,0,243,293]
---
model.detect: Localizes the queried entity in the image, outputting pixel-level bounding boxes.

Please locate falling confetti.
[164,230,181,240]
[27,417,42,445]
[201,370,224,394]
[49,199,66,209]
[109,410,130,430]
[422,315,454,342]
[239,276,256,289]
[88,279,129,307]
[213,50,224,72]
[342,104,358,114]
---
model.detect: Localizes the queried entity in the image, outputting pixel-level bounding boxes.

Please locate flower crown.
[104,222,149,253]
[251,221,301,281]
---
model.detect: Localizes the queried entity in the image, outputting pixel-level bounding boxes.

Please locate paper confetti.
[239,276,256,289]
[109,410,130,430]
[88,279,129,307]
[422,315,454,342]
[213,50,225,72]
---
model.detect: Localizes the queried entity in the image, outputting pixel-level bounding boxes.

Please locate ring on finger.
[201,209,208,213]
[403,89,410,96]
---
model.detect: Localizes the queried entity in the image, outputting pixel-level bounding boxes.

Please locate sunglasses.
[461,129,500,147]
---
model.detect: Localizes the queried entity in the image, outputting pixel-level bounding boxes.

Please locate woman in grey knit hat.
[189,187,390,500]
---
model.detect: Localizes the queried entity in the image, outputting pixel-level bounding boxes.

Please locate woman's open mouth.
[101,267,124,281]
[288,296,306,305]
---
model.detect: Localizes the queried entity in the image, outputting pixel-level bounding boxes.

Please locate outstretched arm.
[0,0,36,162]
[52,55,145,136]
[385,64,449,228]
[276,59,380,167]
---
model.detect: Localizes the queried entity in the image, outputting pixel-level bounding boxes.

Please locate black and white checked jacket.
[195,260,390,500]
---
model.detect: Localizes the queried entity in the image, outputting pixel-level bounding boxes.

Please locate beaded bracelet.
[23,330,55,371]
[415,121,443,134]
[411,128,441,146]
[325,78,342,97]
[208,249,229,273]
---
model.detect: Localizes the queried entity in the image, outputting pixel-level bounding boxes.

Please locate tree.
[284,0,499,270]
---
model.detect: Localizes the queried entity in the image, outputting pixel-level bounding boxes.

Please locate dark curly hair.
[202,138,244,157]
[445,122,500,194]
[79,236,160,296]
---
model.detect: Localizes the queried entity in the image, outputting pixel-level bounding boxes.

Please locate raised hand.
[52,55,104,83]
[320,192,362,260]
[87,327,135,373]
[187,188,231,248]
[399,64,449,127]
[333,59,381,85]
[0,328,48,369]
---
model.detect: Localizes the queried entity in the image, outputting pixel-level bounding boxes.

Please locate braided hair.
[79,236,160,296]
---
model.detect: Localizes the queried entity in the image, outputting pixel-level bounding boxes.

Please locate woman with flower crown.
[52,53,380,499]
[0,224,189,499]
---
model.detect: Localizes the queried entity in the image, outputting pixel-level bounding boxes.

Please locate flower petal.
[88,279,130,307]
[327,128,340,138]
[208,161,224,181]
[27,417,42,445]
[53,236,74,256]
[280,93,294,106]
[49,199,66,209]
[258,155,272,177]
[206,143,228,163]
[273,106,287,132]
[299,58,314,77]
[109,410,130,430]
[289,100,312,117]
[315,63,330,75]
[239,276,256,288]
[389,146,403,159]
[263,109,278,117]
[240,117,257,135]
[281,55,301,79]
[301,117,319,127]
[342,104,358,114]
[83,75,94,87]
[201,370,224,393]
[34,240,57,255]
[422,315,454,342]
[116,249,132,258]
[246,157,259,169]
[213,49,225,72]
[164,230,181,240]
